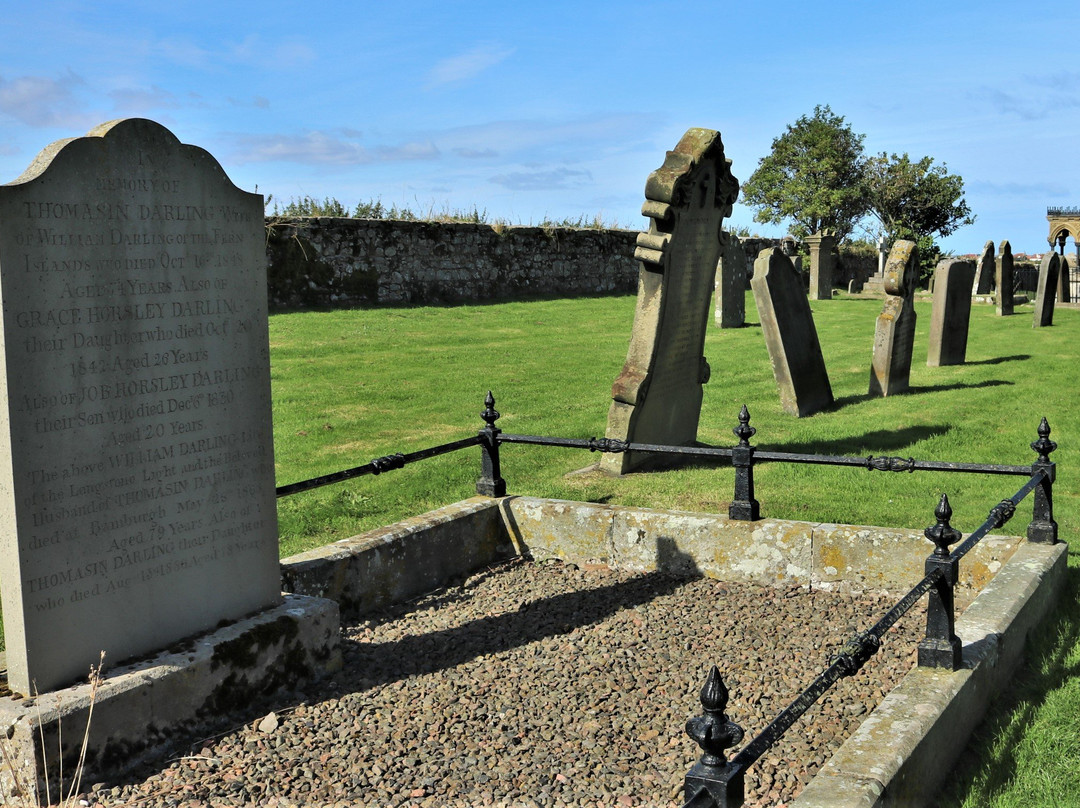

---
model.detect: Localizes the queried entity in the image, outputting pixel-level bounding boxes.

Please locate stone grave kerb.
[869,239,919,397]
[0,119,281,694]
[602,128,738,474]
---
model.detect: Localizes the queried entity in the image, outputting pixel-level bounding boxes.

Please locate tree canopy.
[740,105,868,241]
[864,152,974,243]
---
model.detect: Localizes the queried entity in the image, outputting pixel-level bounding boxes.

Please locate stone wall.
[265,217,640,309]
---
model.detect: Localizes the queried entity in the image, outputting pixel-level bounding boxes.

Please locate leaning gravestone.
[1033,252,1060,328]
[972,240,995,295]
[869,240,919,397]
[603,128,738,474]
[752,247,833,416]
[927,259,977,366]
[995,241,1014,316]
[1056,253,1071,304]
[0,119,279,694]
[714,231,746,328]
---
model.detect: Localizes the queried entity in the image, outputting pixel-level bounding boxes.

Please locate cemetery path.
[87,558,922,808]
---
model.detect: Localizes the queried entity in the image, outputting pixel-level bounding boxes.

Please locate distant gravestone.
[1057,253,1071,304]
[927,259,977,366]
[805,231,836,300]
[603,128,739,474]
[714,231,746,328]
[1033,252,1060,327]
[869,240,919,397]
[780,235,803,274]
[972,240,995,295]
[752,247,833,416]
[0,119,279,694]
[995,241,1014,316]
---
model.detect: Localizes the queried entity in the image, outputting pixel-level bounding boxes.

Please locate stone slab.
[0,119,279,694]
[1033,251,1060,327]
[869,240,918,397]
[752,247,833,416]
[714,231,747,328]
[0,594,341,803]
[926,259,976,366]
[805,232,836,300]
[995,241,1014,316]
[603,128,739,474]
[972,240,994,295]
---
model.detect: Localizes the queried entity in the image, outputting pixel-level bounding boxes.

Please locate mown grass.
[271,291,1079,807]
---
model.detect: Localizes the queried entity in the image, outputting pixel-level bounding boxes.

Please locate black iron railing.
[275,391,1058,808]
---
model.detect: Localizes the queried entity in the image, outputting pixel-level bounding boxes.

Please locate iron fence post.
[918,494,962,670]
[684,666,745,808]
[728,406,760,521]
[476,391,506,497]
[1027,417,1057,543]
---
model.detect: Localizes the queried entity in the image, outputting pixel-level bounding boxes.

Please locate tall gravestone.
[805,231,836,300]
[927,259,977,366]
[869,240,919,397]
[603,128,738,474]
[714,231,746,328]
[1033,252,1060,327]
[751,247,833,416]
[1056,252,1071,303]
[972,240,995,295]
[995,241,1014,316]
[0,119,280,694]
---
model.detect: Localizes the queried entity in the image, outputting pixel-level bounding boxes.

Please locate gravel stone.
[77,557,923,807]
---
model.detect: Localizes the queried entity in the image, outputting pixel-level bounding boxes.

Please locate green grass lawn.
[271,291,1079,807]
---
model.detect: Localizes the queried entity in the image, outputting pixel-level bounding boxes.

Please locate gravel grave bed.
[84,557,924,808]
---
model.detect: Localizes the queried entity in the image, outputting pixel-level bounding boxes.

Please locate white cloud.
[426,44,514,88]
[109,84,180,113]
[0,71,89,127]
[230,130,439,165]
[490,167,593,191]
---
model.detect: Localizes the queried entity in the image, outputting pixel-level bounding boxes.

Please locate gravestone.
[805,231,836,300]
[0,119,280,694]
[995,241,1014,316]
[972,240,995,295]
[1033,252,1060,327]
[714,231,746,328]
[751,247,833,416]
[780,235,803,274]
[1056,253,1071,303]
[927,259,977,366]
[603,128,738,474]
[869,240,919,397]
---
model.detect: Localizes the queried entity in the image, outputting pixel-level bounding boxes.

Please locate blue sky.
[1,0,1076,255]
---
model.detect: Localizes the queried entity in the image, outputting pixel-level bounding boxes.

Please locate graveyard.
[0,121,1075,808]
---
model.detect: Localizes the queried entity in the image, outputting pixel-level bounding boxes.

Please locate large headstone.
[804,231,836,300]
[869,240,919,397]
[752,248,833,416]
[1033,252,1060,327]
[1056,252,1071,303]
[0,119,279,694]
[603,128,738,474]
[713,231,746,328]
[927,259,977,367]
[972,240,995,295]
[995,241,1014,316]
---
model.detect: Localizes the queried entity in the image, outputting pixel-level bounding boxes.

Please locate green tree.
[865,152,974,243]
[741,105,869,241]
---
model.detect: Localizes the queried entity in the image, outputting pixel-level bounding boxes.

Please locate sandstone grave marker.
[603,128,738,474]
[927,259,976,366]
[752,247,833,416]
[805,231,836,300]
[972,240,995,295]
[714,231,747,328]
[995,241,1014,316]
[0,119,280,694]
[869,240,919,397]
[1033,251,1060,327]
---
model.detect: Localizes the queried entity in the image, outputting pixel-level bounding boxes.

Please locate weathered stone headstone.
[972,240,995,295]
[780,235,803,274]
[714,231,746,328]
[0,119,280,694]
[752,247,833,416]
[603,128,738,474]
[1033,251,1060,327]
[995,240,1014,316]
[1056,252,1071,303]
[927,259,977,366]
[869,240,919,397]
[805,231,836,300]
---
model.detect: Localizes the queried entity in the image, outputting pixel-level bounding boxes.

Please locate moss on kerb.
[210,615,300,672]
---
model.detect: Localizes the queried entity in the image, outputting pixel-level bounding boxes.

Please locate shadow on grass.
[759,424,952,457]
[937,559,1080,807]
[964,354,1031,366]
[831,379,1014,409]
